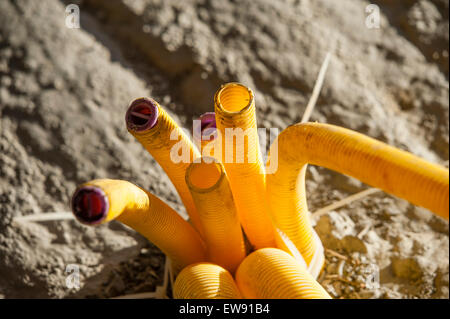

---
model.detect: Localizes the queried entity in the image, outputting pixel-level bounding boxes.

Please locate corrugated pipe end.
[185,157,224,193]
[71,186,109,225]
[125,97,159,132]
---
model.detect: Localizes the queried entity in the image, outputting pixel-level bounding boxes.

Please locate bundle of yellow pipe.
[70,82,449,299]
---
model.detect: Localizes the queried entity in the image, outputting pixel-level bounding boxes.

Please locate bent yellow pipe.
[174,263,242,299]
[267,122,449,267]
[126,97,204,238]
[235,248,331,299]
[71,179,206,273]
[214,83,276,249]
[186,157,246,273]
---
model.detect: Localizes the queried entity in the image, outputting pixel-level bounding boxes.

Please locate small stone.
[326,263,336,273]
[333,282,343,296]
[345,286,355,294]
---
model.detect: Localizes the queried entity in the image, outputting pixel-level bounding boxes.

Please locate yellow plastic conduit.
[235,248,331,299]
[214,83,276,249]
[266,122,449,269]
[174,263,242,299]
[125,97,204,238]
[71,179,206,273]
[186,157,246,273]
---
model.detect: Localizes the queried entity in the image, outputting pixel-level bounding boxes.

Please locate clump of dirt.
[0,0,448,298]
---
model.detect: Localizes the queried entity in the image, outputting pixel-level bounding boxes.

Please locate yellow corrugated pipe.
[125,97,204,237]
[214,83,276,249]
[186,157,246,273]
[71,179,206,273]
[267,122,449,269]
[174,263,242,299]
[235,248,331,299]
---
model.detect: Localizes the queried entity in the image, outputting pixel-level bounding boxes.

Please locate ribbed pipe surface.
[235,248,331,299]
[174,263,242,299]
[71,179,206,273]
[214,83,276,249]
[186,158,246,273]
[267,122,449,266]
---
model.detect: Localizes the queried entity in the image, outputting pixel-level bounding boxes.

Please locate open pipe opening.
[71,186,109,225]
[186,158,224,192]
[125,98,159,132]
[215,83,253,113]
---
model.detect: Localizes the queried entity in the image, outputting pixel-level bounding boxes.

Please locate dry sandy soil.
[0,0,448,298]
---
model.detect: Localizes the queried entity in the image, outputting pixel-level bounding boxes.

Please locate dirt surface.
[0,0,448,298]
